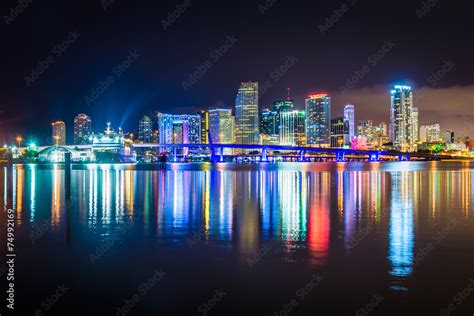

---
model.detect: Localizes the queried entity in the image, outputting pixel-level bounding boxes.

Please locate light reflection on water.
[1,162,473,293]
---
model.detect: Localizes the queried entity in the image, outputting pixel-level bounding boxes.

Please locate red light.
[308,93,329,99]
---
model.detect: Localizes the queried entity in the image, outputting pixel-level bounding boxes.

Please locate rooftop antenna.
[287,87,291,101]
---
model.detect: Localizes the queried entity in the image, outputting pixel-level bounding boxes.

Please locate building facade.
[235,82,259,144]
[156,113,201,145]
[420,124,441,143]
[305,93,331,146]
[138,115,154,143]
[52,121,66,145]
[330,117,346,148]
[73,113,92,145]
[209,108,234,144]
[390,85,416,151]
[343,104,355,146]
[197,110,209,144]
[279,110,305,146]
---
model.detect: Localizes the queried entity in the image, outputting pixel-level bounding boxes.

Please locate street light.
[16,136,23,148]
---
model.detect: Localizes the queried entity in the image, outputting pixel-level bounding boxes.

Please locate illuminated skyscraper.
[156,112,201,144]
[197,110,209,144]
[280,110,305,146]
[138,115,153,143]
[305,93,331,146]
[172,120,189,144]
[358,120,375,149]
[410,107,419,145]
[390,85,416,151]
[420,124,441,143]
[445,130,455,144]
[260,108,278,136]
[209,108,234,144]
[52,121,66,145]
[343,105,355,146]
[330,117,346,148]
[235,82,259,144]
[73,113,92,145]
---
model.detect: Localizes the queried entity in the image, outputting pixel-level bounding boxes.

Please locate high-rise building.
[260,108,278,136]
[330,117,346,148]
[390,85,416,151]
[343,105,355,146]
[156,113,201,144]
[420,124,441,143]
[73,113,92,145]
[197,110,209,144]
[373,122,389,148]
[280,110,305,146]
[138,115,154,143]
[445,130,455,144]
[235,82,259,144]
[52,121,66,145]
[209,108,234,144]
[172,120,189,144]
[411,107,419,145]
[272,100,294,113]
[305,93,331,146]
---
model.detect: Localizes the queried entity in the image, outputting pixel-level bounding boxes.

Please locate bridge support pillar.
[219,147,224,162]
[173,147,177,162]
[369,152,380,162]
[336,152,345,162]
[299,150,306,162]
[261,148,268,162]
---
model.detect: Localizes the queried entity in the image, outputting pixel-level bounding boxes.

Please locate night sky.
[1,0,473,144]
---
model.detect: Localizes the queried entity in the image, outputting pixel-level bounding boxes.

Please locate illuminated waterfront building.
[358,120,375,148]
[273,99,294,113]
[52,121,66,145]
[279,110,305,146]
[420,124,441,143]
[305,93,331,146]
[343,105,355,146]
[138,115,153,143]
[156,112,201,144]
[259,108,279,144]
[445,130,455,144]
[73,113,92,145]
[235,82,259,144]
[390,85,416,151]
[209,108,234,144]
[197,110,209,144]
[172,120,189,144]
[410,107,419,145]
[330,117,346,148]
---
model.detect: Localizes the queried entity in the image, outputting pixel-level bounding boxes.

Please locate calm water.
[1,162,474,315]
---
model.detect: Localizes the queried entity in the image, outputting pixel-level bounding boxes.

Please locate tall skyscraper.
[172,120,189,144]
[358,120,375,149]
[73,113,92,145]
[197,110,209,144]
[52,121,66,145]
[259,108,278,136]
[305,93,331,146]
[390,85,416,151]
[156,113,201,144]
[330,117,346,148]
[138,115,153,143]
[420,124,441,143]
[411,107,419,145]
[445,130,455,144]
[235,82,259,144]
[209,108,234,144]
[343,104,355,146]
[279,110,305,146]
